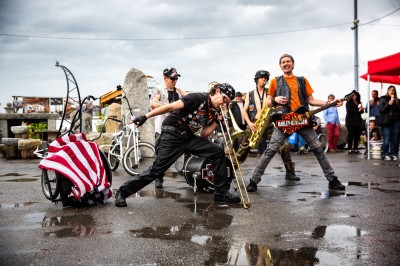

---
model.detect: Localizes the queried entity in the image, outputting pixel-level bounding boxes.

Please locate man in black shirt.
[115,83,241,207]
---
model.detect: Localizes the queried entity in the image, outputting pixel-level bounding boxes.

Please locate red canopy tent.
[360,51,400,159]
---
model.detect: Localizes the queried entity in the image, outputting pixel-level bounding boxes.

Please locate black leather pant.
[118,129,229,197]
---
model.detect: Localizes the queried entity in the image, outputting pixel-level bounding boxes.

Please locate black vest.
[275,76,308,113]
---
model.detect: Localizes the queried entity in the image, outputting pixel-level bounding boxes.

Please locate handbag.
[375,114,390,127]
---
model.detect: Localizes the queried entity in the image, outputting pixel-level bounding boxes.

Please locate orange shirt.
[268,76,314,111]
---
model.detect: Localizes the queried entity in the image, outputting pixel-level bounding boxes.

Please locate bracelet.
[271,97,278,106]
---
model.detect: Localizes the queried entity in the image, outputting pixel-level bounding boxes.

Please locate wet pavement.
[0,151,399,265]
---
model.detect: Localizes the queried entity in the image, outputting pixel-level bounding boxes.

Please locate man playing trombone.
[150,67,187,188]
[115,83,241,207]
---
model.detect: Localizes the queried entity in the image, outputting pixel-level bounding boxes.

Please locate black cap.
[218,83,235,100]
[254,70,270,81]
[163,67,181,78]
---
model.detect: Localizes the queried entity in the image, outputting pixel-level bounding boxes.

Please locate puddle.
[224,225,367,265]
[42,214,96,238]
[0,173,26,177]
[0,201,39,208]
[300,191,356,198]
[134,190,181,199]
[0,178,38,182]
[129,223,368,265]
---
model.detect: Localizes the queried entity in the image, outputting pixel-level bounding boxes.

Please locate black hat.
[235,92,242,97]
[163,67,181,78]
[218,83,235,100]
[254,70,270,81]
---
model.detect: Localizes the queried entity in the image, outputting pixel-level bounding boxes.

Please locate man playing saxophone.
[236,70,299,192]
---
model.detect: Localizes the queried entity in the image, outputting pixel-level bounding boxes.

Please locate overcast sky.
[0,0,399,119]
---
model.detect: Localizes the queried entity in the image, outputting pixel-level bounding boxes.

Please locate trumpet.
[219,105,251,209]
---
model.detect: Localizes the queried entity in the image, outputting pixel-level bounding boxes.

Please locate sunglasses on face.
[169,77,179,81]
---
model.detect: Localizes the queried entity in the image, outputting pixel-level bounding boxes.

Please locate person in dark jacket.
[345,91,365,154]
[379,85,400,160]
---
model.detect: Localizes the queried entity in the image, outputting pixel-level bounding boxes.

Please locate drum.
[370,141,382,159]
[183,155,233,192]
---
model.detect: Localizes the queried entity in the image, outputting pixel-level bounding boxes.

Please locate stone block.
[2,138,21,147]
[18,139,42,150]
[11,126,30,135]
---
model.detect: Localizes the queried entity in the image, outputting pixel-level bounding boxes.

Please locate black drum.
[183,155,233,192]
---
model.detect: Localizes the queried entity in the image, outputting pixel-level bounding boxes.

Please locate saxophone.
[248,105,275,148]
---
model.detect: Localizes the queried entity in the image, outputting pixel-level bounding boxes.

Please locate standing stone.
[123,68,154,145]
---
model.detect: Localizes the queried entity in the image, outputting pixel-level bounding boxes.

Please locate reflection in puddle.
[0,178,38,182]
[226,225,367,265]
[129,223,367,265]
[0,202,38,208]
[300,191,356,198]
[348,181,380,189]
[135,190,181,199]
[42,214,96,238]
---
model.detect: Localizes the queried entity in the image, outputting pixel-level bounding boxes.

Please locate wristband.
[271,97,278,106]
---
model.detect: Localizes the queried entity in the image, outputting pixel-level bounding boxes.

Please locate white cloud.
[0,0,399,116]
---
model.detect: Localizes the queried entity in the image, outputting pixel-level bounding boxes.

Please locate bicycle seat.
[113,131,124,138]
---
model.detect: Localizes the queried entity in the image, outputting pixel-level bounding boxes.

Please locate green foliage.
[29,122,48,139]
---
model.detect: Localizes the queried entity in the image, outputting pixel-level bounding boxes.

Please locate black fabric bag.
[375,114,391,127]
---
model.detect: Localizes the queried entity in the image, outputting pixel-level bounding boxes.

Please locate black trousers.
[346,125,361,150]
[119,129,229,197]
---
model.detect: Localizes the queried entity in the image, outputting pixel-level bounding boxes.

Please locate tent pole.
[367,75,370,160]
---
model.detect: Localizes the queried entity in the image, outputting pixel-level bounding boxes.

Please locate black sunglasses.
[169,77,179,81]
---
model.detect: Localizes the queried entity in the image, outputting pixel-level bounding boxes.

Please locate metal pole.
[352,0,359,92]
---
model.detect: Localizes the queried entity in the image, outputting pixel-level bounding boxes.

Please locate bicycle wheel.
[108,138,120,171]
[122,142,155,176]
[318,133,329,153]
[99,149,112,185]
[41,169,61,200]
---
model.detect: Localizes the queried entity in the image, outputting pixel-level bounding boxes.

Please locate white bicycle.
[102,86,155,176]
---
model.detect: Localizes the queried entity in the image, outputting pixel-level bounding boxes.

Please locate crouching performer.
[115,83,241,207]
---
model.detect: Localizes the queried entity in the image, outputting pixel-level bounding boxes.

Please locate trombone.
[218,105,251,209]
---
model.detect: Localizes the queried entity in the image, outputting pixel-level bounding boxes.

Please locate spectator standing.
[378,85,400,160]
[345,91,364,154]
[323,94,340,152]
[366,89,380,118]
[150,67,187,188]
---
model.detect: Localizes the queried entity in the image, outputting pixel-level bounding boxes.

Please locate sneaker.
[246,180,258,192]
[214,190,240,203]
[328,178,345,190]
[115,190,127,207]
[327,148,337,153]
[299,146,305,152]
[384,155,392,161]
[392,156,398,161]
[155,177,163,189]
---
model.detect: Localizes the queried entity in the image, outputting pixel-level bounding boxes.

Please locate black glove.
[132,115,147,126]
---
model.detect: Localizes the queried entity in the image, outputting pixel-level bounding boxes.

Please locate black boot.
[115,189,127,207]
[328,177,345,190]
[214,190,241,203]
[155,177,163,189]
[284,162,300,181]
[214,183,240,203]
[246,179,258,192]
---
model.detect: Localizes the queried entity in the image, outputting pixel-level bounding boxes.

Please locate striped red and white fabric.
[39,133,111,199]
